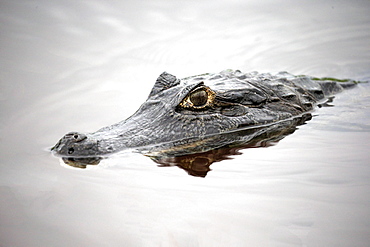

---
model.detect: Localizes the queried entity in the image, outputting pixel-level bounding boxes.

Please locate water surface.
[1,0,370,246]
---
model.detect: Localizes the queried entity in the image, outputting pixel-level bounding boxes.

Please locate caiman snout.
[52,132,99,157]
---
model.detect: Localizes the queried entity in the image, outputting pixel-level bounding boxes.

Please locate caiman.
[52,70,358,166]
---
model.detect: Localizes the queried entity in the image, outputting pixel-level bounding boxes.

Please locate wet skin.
[52,70,357,158]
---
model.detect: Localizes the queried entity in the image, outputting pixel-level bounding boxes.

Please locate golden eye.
[181,86,215,109]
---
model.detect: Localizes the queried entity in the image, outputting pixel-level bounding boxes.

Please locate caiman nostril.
[64,132,87,142]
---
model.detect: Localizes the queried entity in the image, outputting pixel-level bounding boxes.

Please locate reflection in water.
[152,147,243,177]
[60,113,312,176]
[62,157,102,169]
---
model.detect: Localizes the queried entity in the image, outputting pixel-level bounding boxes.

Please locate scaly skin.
[52,70,357,158]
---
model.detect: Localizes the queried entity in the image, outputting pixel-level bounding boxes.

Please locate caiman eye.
[180,86,215,109]
[190,90,208,106]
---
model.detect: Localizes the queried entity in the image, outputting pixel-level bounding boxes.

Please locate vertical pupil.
[190,90,208,106]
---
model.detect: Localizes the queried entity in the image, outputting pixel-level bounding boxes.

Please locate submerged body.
[52,70,356,158]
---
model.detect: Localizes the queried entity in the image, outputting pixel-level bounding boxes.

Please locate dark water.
[1,0,370,246]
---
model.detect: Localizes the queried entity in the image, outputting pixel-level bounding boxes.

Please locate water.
[1,0,370,246]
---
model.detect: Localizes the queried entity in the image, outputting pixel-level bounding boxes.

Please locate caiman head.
[52,70,313,158]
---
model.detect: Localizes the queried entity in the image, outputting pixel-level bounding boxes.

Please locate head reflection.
[62,157,102,169]
[151,148,241,177]
[149,132,280,177]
